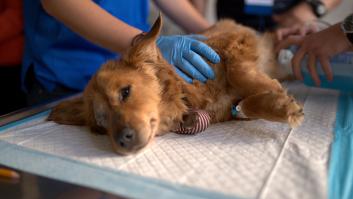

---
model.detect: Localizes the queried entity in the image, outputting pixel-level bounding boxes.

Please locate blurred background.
[150,0,353,35]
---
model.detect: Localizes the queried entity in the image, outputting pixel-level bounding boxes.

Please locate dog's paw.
[240,91,304,127]
[266,92,304,127]
[284,96,304,128]
[171,110,211,134]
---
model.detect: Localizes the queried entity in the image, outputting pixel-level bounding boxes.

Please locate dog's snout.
[116,128,136,149]
[112,126,150,155]
[122,128,134,142]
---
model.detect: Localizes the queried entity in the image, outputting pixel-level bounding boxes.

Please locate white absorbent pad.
[0,82,339,199]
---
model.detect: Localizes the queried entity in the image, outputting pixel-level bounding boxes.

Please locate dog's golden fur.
[48,16,303,155]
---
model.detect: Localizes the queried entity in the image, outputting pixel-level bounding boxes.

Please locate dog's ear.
[47,97,86,125]
[144,13,163,43]
[124,14,163,64]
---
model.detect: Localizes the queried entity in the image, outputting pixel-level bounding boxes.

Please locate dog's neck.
[153,58,190,134]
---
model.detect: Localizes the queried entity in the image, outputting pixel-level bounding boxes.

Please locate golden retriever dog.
[47,15,303,155]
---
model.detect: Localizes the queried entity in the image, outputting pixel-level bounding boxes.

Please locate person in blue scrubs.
[23,0,220,105]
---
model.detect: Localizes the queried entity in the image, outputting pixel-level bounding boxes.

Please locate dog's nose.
[115,128,136,149]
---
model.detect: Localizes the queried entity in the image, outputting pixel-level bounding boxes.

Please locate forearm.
[153,0,210,33]
[41,0,142,53]
[189,0,208,16]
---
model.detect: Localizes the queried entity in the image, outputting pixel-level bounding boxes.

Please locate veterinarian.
[216,0,341,32]
[276,13,353,86]
[23,0,220,105]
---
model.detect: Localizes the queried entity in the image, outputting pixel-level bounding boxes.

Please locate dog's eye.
[120,85,131,102]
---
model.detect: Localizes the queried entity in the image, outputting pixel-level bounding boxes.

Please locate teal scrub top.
[22,0,150,91]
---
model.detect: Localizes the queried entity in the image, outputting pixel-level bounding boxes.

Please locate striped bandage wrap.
[172,110,211,135]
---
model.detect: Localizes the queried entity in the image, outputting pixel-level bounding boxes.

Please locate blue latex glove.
[157,35,220,83]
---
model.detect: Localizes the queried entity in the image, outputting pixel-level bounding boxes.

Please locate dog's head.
[48,16,165,155]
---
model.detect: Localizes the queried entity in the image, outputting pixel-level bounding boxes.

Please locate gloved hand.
[157,35,220,83]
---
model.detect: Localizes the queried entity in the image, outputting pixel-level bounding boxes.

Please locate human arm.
[41,0,220,83]
[275,23,353,86]
[41,0,142,53]
[153,0,210,33]
[189,0,208,16]
[0,0,23,44]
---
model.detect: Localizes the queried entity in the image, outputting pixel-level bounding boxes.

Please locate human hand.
[275,22,318,43]
[157,35,220,83]
[275,23,352,86]
[273,2,317,28]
